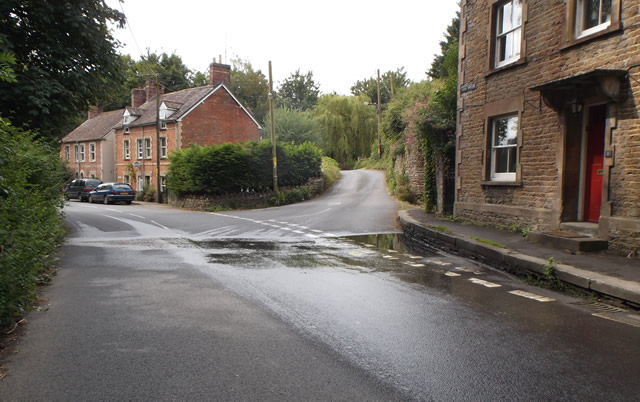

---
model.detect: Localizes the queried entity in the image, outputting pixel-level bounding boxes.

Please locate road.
[1,169,639,401]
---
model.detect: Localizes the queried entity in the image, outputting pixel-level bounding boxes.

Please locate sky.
[105,0,460,95]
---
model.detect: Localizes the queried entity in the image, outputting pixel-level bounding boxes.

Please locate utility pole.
[377,69,382,159]
[155,73,162,203]
[268,61,278,192]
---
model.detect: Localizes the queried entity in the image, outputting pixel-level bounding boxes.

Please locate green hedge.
[167,141,322,195]
[0,118,68,329]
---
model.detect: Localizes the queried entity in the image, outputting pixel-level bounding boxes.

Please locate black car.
[89,182,135,205]
[64,179,102,202]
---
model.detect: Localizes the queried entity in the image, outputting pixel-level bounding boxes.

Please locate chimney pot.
[87,105,103,120]
[209,62,231,87]
[131,87,146,108]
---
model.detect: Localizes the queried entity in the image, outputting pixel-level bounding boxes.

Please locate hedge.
[167,141,323,195]
[0,118,68,329]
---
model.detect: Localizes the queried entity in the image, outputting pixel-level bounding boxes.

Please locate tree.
[350,68,410,106]
[314,95,376,168]
[382,80,439,143]
[0,0,126,141]
[106,52,203,110]
[427,13,460,79]
[276,69,320,111]
[229,57,269,125]
[262,108,322,146]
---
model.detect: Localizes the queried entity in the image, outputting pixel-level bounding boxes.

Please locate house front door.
[583,104,606,222]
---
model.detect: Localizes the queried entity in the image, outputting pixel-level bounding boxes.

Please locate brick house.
[113,62,262,196]
[60,107,123,181]
[456,1,640,253]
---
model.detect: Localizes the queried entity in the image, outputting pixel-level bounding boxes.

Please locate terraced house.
[455,1,640,253]
[114,62,262,196]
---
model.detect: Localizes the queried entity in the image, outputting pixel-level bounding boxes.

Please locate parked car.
[89,182,135,205]
[64,179,102,201]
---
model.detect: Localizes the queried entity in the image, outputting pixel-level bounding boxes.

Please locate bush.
[0,118,68,329]
[167,141,323,195]
[321,157,341,190]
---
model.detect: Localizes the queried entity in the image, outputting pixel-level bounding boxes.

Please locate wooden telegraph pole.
[268,61,278,192]
[155,73,162,203]
[377,69,382,159]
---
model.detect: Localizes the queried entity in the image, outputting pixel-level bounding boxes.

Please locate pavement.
[398,208,640,308]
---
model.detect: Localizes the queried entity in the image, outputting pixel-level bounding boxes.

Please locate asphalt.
[398,208,640,308]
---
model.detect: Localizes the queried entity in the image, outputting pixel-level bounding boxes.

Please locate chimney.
[209,61,231,87]
[145,80,165,101]
[87,105,103,120]
[131,86,146,108]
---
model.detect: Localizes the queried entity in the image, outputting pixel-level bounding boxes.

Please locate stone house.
[113,62,262,195]
[59,107,123,181]
[456,0,640,253]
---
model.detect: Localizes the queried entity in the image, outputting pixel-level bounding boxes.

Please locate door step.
[528,223,608,253]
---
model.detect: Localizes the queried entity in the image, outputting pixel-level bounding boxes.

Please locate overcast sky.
[106,0,460,95]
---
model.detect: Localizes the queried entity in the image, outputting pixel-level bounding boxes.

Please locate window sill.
[481,180,522,187]
[561,22,621,51]
[485,57,527,78]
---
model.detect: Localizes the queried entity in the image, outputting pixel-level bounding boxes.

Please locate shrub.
[0,118,68,329]
[321,156,341,190]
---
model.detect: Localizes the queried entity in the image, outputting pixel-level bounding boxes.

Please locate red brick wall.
[180,88,261,147]
[61,140,104,180]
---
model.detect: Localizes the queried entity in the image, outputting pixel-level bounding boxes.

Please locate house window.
[494,0,523,68]
[124,126,130,134]
[124,139,130,160]
[77,144,85,162]
[89,143,96,162]
[64,145,70,161]
[144,138,152,159]
[160,176,166,193]
[160,137,167,158]
[575,0,611,38]
[160,120,167,130]
[490,114,519,181]
[124,174,129,184]
[136,139,143,159]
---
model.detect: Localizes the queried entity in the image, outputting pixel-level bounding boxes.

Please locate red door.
[584,105,606,222]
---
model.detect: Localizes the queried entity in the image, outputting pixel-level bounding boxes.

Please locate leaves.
[276,69,320,111]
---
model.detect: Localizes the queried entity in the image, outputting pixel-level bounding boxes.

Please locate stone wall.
[393,142,425,203]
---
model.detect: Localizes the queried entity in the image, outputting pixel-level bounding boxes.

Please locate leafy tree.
[314,95,377,168]
[0,0,126,141]
[189,70,209,87]
[229,57,269,124]
[276,69,320,111]
[262,108,322,146]
[350,68,410,106]
[427,13,460,79]
[382,80,439,143]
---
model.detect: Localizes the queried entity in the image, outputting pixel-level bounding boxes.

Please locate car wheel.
[103,196,109,205]
[89,195,94,203]
[126,201,132,205]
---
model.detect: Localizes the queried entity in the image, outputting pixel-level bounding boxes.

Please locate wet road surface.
[1,170,639,400]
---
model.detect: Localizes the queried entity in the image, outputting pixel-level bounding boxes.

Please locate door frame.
[578,102,606,222]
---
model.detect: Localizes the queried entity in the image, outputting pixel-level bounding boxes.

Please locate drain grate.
[570,300,627,313]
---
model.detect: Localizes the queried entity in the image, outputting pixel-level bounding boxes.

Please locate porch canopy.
[530,69,627,112]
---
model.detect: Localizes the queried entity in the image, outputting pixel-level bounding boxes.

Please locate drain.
[570,300,627,313]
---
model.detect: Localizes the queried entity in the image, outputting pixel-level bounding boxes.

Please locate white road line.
[410,263,425,267]
[150,220,169,230]
[325,233,336,237]
[128,214,145,219]
[509,290,555,302]
[469,278,502,288]
[387,250,398,253]
[445,272,461,277]
[430,260,452,266]
[286,208,333,219]
[455,266,483,275]
[311,229,323,233]
[292,230,305,234]
[106,208,122,213]
[407,255,422,259]
[305,234,318,238]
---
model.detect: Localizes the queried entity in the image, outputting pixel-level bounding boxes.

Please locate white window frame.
[74,144,79,161]
[575,0,612,39]
[136,139,143,159]
[124,174,129,184]
[160,137,167,158]
[64,145,70,161]
[89,143,96,162]
[78,144,85,162]
[494,0,523,68]
[490,114,519,182]
[144,138,152,159]
[123,139,131,160]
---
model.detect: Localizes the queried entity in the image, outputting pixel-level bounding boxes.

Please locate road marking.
[305,234,318,238]
[106,208,122,213]
[311,229,323,233]
[509,290,555,302]
[292,230,305,234]
[387,250,398,253]
[325,233,337,237]
[469,278,501,288]
[410,263,425,267]
[128,214,145,219]
[150,220,169,230]
[455,266,483,275]
[407,255,422,259]
[445,272,461,277]
[280,227,292,231]
[382,255,394,259]
[430,260,452,266]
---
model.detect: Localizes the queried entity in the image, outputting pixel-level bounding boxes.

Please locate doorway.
[581,104,606,222]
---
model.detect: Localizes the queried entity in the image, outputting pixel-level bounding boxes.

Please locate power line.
[118,1,156,76]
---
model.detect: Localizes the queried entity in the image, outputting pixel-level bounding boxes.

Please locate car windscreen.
[112,184,133,191]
